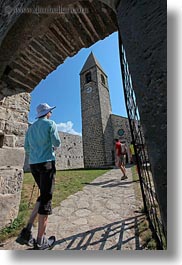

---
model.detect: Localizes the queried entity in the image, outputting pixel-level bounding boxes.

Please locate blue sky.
[29,31,127,135]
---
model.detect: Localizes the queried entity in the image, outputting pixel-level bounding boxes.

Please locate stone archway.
[0,0,118,87]
[0,0,167,237]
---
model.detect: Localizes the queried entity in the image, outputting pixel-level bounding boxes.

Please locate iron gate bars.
[119,42,166,249]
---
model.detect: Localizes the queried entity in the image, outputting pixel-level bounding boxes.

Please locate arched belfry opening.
[0,0,166,247]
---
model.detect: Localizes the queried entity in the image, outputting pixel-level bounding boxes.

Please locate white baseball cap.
[36,103,56,118]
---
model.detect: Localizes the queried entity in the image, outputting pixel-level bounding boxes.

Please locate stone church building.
[80,52,131,168]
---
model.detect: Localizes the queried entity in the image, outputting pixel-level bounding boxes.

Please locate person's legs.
[25,164,42,231]
[115,155,127,178]
[16,201,40,246]
[26,201,40,231]
[120,155,128,180]
[120,164,126,176]
[115,155,120,168]
[16,166,40,246]
[37,214,48,245]
[34,161,56,249]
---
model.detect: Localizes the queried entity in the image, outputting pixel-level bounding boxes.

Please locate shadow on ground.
[50,214,146,250]
[83,179,140,188]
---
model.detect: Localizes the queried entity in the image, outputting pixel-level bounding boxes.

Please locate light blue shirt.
[24,118,61,164]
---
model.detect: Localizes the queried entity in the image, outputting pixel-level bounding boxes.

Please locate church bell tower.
[80,52,113,168]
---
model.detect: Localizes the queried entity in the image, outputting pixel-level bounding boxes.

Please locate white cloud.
[57,121,82,136]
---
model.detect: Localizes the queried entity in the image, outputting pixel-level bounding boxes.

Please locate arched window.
[85,72,91,83]
[101,74,105,85]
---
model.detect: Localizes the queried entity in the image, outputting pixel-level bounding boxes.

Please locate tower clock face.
[86,86,92,93]
[118,129,125,136]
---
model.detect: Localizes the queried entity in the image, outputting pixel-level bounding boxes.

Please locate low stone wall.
[56,132,84,170]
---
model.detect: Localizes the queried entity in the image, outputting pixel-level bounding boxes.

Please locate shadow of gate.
[53,214,145,250]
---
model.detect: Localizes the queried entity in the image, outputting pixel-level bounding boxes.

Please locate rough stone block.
[15,135,25,147]
[0,193,21,229]
[0,166,23,229]
[3,93,30,112]
[4,121,28,136]
[3,134,16,147]
[0,120,5,131]
[7,109,29,123]
[0,166,23,194]
[0,106,8,120]
[0,147,25,167]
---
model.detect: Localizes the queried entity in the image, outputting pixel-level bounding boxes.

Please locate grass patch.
[138,218,157,249]
[131,165,139,182]
[130,165,158,249]
[0,168,109,243]
[130,165,143,207]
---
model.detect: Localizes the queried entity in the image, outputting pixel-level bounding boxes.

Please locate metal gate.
[119,43,166,249]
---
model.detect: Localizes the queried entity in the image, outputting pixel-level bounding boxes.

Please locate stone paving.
[1,167,146,250]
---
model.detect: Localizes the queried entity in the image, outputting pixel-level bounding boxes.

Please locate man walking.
[115,139,128,180]
[16,103,61,250]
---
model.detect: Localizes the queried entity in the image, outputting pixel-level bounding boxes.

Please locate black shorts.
[30,161,56,215]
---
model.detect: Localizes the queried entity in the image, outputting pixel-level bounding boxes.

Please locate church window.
[101,74,105,85]
[85,72,91,83]
[118,129,125,136]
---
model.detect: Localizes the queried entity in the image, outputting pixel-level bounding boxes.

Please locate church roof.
[80,52,105,74]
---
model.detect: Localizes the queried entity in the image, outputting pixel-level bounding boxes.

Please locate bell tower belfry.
[80,52,113,168]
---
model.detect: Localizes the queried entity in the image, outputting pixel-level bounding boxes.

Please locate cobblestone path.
[1,167,146,250]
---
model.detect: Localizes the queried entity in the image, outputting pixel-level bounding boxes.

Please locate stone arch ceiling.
[0,0,117,93]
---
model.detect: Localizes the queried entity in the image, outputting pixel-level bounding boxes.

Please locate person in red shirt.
[115,139,128,180]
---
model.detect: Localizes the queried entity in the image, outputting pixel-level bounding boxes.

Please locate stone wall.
[111,114,132,144]
[0,167,23,229]
[116,0,167,234]
[56,132,83,170]
[0,82,30,229]
[96,67,113,167]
